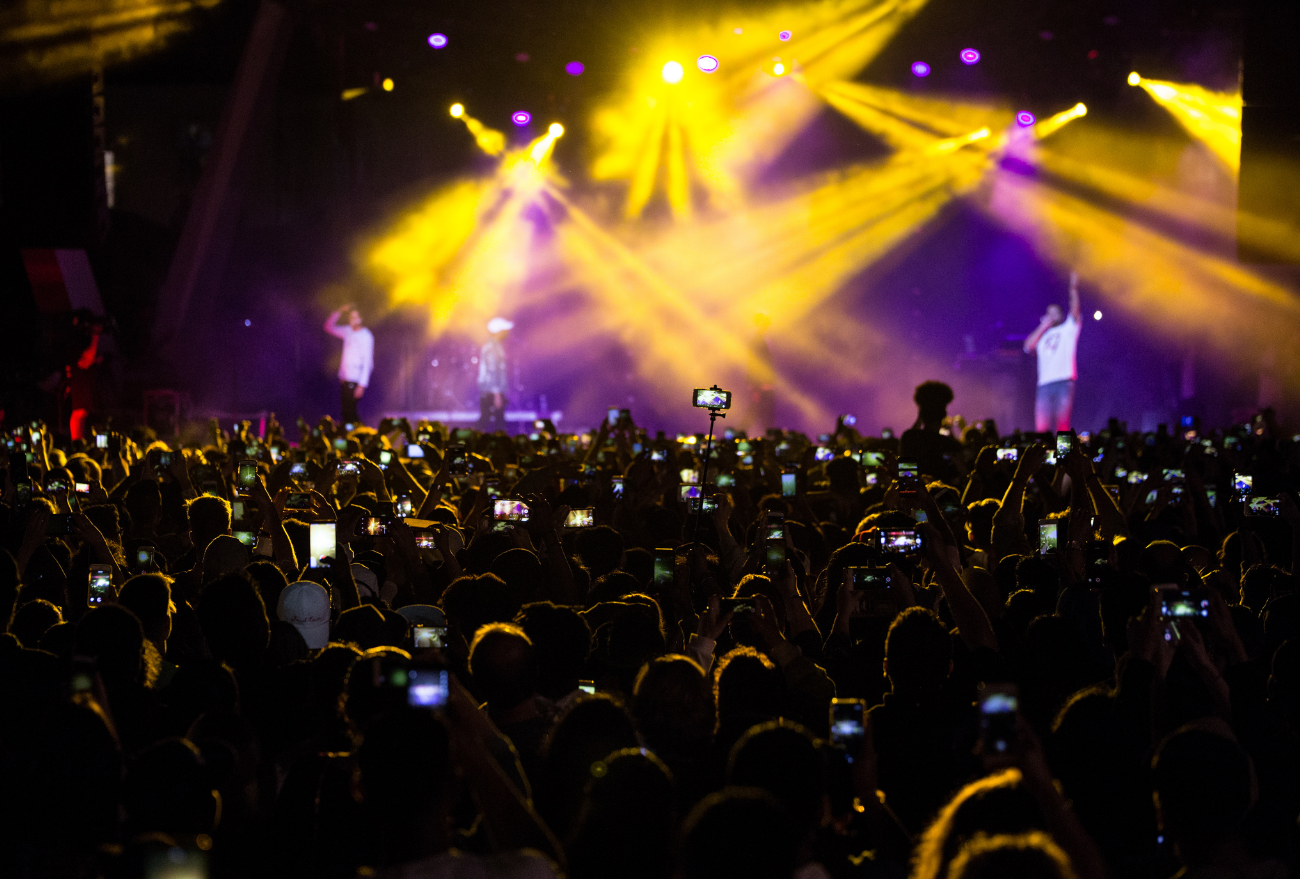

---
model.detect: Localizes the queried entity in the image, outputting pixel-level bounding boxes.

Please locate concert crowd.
[2,384,1299,879]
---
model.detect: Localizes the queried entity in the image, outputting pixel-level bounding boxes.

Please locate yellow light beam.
[451,105,506,156]
[1128,73,1241,171]
[1033,102,1086,140]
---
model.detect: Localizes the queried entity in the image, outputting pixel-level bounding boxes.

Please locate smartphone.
[611,476,625,498]
[829,698,867,756]
[780,470,797,497]
[650,449,668,462]
[1158,585,1209,619]
[289,461,309,480]
[494,499,530,522]
[332,437,348,451]
[996,447,1019,462]
[608,407,620,427]
[978,684,1019,755]
[1055,432,1074,458]
[233,530,257,547]
[447,444,468,475]
[679,483,702,503]
[653,548,674,587]
[309,522,336,568]
[814,446,835,462]
[879,528,922,555]
[578,679,596,695]
[95,434,108,449]
[413,626,446,649]
[396,495,414,518]
[1246,496,1281,517]
[765,540,786,572]
[237,460,257,496]
[861,451,884,467]
[764,511,785,541]
[71,656,96,695]
[362,517,388,536]
[406,444,425,459]
[1039,520,1059,554]
[692,387,732,409]
[46,477,68,493]
[1233,473,1252,500]
[897,460,920,494]
[413,531,438,549]
[135,546,156,570]
[284,492,311,512]
[715,472,735,488]
[378,449,393,469]
[565,508,595,528]
[848,566,896,617]
[680,467,700,484]
[1128,470,1147,484]
[74,482,90,495]
[88,564,112,607]
[720,596,759,615]
[1206,486,1218,508]
[691,495,720,514]
[338,460,361,477]
[407,666,450,708]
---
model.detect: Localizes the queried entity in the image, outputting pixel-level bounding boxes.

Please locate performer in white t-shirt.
[1023,272,1082,432]
[323,303,374,426]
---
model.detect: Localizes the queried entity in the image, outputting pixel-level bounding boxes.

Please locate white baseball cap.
[278,581,331,649]
[487,317,514,334]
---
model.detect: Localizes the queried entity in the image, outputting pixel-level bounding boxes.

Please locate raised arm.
[323,305,347,338]
[1068,271,1081,323]
[1022,317,1052,354]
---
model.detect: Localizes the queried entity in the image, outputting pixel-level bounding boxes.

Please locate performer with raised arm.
[1023,271,1082,432]
[323,303,374,426]
[478,317,512,432]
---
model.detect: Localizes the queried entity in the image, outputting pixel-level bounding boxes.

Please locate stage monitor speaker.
[1238,0,1300,264]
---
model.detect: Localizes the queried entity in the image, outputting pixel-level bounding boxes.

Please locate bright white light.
[662,61,684,83]
[1093,310,1103,320]
[450,103,464,117]
[1127,71,1141,86]
[548,122,564,136]
[773,62,786,75]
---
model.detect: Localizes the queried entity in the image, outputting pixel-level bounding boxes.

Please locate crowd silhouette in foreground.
[2,387,1299,879]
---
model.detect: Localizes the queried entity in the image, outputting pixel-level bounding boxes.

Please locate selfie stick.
[691,387,727,549]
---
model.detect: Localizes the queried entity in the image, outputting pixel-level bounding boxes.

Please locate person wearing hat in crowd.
[479,317,513,432]
[278,581,331,649]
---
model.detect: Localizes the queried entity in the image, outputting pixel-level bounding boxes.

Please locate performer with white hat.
[478,317,513,431]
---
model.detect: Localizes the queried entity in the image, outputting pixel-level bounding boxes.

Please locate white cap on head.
[487,317,514,334]
[278,581,331,649]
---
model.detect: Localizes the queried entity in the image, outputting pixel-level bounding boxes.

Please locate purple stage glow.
[1016,110,1036,127]
[696,54,719,73]
[512,111,532,126]
[911,61,930,77]
[565,61,584,75]
[960,48,980,65]
[778,30,792,41]
[427,33,448,49]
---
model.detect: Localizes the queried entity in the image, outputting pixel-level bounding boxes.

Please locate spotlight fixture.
[1127,71,1141,86]
[381,77,394,91]
[512,110,532,126]
[549,122,564,136]
[1016,111,1036,126]
[960,48,980,65]
[773,62,786,76]
[911,61,930,77]
[778,30,792,41]
[696,54,719,73]
[427,33,448,49]
[662,60,684,83]
[449,103,464,117]
[566,61,585,75]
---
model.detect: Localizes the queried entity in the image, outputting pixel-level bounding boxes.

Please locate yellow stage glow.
[341,87,368,101]
[381,77,394,92]
[450,103,464,117]
[549,122,565,136]
[1128,73,1241,171]
[661,61,684,83]
[773,62,786,75]
[451,106,507,156]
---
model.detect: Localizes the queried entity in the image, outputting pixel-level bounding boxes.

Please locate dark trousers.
[340,381,359,426]
[479,392,507,432]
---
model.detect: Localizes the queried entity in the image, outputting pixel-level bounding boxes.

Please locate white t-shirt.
[1035,315,1080,386]
[327,324,374,387]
